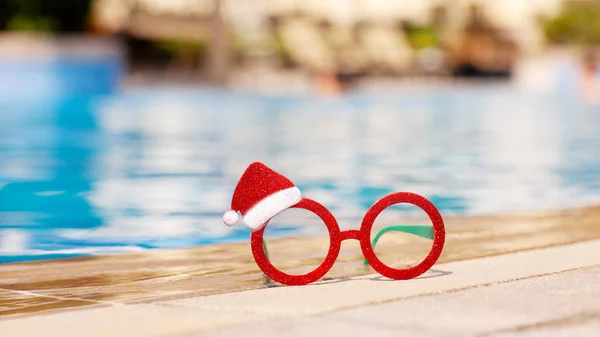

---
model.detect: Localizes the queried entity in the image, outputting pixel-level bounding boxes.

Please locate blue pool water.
[1,82,600,263]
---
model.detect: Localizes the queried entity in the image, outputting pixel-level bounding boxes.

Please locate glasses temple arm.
[262,239,270,261]
[363,225,434,267]
[261,240,273,284]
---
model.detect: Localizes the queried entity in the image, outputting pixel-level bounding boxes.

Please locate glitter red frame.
[250,192,445,286]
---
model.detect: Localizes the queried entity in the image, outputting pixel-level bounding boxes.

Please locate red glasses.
[222,162,446,286]
[251,192,445,286]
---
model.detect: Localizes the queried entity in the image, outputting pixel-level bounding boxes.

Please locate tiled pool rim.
[0,203,599,318]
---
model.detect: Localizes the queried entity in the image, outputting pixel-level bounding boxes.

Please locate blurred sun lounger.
[357,23,414,75]
[276,18,337,73]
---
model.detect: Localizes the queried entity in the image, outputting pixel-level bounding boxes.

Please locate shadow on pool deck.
[1,204,600,317]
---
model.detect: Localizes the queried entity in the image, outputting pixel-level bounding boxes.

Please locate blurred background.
[0,0,599,263]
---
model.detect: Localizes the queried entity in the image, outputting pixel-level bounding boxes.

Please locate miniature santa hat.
[223,162,302,230]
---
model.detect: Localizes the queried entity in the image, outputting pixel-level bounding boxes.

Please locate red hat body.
[231,162,296,216]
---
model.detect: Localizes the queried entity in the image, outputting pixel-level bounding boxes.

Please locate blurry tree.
[401,22,439,50]
[157,39,209,71]
[0,0,92,32]
[543,2,600,44]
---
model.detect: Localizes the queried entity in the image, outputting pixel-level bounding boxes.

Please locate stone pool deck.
[1,204,600,336]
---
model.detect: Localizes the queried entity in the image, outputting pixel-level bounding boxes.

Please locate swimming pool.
[1,83,599,263]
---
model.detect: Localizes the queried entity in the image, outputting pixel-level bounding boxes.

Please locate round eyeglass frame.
[250,192,446,286]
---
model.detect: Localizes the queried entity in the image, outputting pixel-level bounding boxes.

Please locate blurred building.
[91,0,562,46]
[89,0,571,83]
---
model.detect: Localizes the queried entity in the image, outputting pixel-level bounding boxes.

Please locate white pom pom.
[223,210,239,226]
